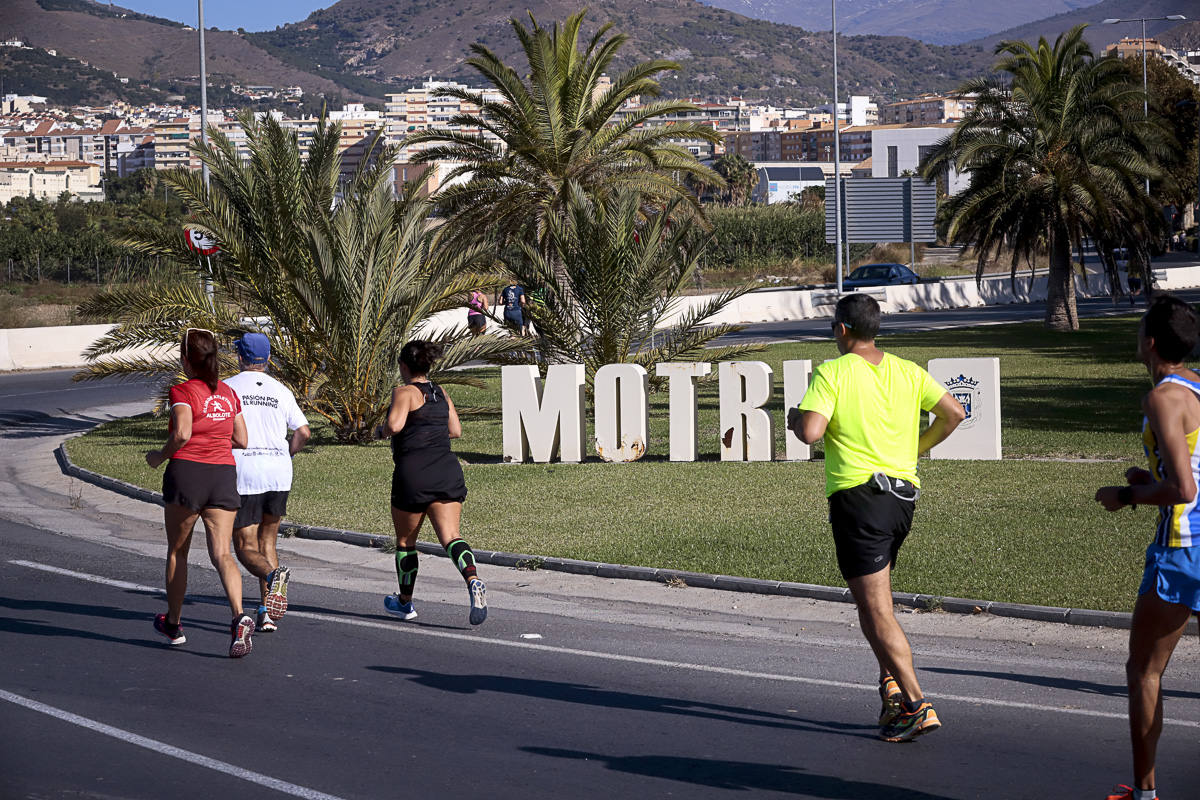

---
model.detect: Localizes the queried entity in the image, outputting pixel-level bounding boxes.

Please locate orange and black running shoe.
[878,674,903,726]
[880,700,941,742]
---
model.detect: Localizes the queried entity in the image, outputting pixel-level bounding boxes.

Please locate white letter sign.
[719,361,775,462]
[502,364,586,463]
[927,357,1001,461]
[594,363,649,462]
[655,362,711,462]
[782,360,813,461]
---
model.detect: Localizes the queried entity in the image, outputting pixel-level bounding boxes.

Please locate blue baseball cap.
[235,333,271,364]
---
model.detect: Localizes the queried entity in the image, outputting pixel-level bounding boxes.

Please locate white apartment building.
[0,159,104,203]
[384,80,505,160]
[814,96,878,126]
[153,114,245,171]
[871,124,967,194]
[880,94,975,126]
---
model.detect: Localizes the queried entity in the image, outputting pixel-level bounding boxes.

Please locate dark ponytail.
[399,340,443,377]
[181,329,220,392]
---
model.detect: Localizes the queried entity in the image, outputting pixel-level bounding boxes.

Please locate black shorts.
[467,313,486,332]
[504,310,523,330]
[162,460,240,513]
[828,478,917,580]
[233,490,289,529]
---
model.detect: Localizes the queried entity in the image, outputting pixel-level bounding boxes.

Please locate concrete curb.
[57,442,1146,631]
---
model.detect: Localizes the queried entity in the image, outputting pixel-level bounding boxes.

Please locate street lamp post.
[197,0,210,190]
[832,0,843,294]
[1102,14,1187,195]
[196,0,213,304]
[1178,98,1200,253]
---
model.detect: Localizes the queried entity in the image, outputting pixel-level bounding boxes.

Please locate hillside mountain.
[2,0,1000,105]
[247,0,994,104]
[1161,20,1200,50]
[0,0,368,100]
[0,44,167,105]
[969,0,1194,52]
[694,0,1104,45]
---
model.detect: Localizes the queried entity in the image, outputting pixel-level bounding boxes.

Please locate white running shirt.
[225,370,309,495]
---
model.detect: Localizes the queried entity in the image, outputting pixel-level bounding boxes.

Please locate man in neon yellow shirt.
[790,293,964,742]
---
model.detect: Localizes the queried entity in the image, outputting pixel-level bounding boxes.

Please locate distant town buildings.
[384,80,506,161]
[1104,37,1200,86]
[39,37,1200,208]
[0,119,154,177]
[879,94,975,126]
[0,77,977,203]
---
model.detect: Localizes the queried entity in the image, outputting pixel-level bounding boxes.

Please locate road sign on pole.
[824,177,937,244]
[185,228,220,256]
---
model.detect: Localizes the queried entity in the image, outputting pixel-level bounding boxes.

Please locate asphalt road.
[3,520,1200,800]
[0,369,157,435]
[3,294,1200,798]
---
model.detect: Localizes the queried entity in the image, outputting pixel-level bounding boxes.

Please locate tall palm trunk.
[1044,224,1079,331]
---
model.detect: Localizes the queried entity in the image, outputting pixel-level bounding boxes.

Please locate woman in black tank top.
[375,341,486,626]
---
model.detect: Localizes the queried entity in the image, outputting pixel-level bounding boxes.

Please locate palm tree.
[713,153,758,206]
[76,112,528,441]
[405,10,725,258]
[507,186,762,387]
[920,25,1164,331]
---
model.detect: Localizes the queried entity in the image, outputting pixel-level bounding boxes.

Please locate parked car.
[842,263,920,289]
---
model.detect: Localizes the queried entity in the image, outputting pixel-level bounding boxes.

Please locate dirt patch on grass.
[0,282,104,328]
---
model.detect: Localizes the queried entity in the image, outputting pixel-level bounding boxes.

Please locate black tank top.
[391,382,450,460]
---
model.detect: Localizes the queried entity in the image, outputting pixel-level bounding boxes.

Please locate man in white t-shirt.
[227,333,311,633]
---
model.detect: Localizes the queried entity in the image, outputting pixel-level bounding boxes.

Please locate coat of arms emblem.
[945,374,980,430]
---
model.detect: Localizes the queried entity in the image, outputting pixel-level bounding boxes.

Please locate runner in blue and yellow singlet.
[1095,295,1200,800]
[1144,385,1200,550]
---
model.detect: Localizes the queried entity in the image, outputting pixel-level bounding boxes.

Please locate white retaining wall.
[0,323,116,371]
[660,268,1124,328]
[8,265,1200,371]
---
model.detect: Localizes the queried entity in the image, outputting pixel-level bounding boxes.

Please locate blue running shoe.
[468,578,487,626]
[384,594,418,620]
[256,607,277,633]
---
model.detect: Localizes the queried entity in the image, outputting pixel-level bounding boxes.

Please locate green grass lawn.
[67,315,1160,611]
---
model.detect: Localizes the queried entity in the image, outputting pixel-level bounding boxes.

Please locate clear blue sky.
[112,1,333,32]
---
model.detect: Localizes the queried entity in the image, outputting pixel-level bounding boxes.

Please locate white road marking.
[10,560,151,591]
[0,689,348,800]
[0,384,120,400]
[10,559,1200,730]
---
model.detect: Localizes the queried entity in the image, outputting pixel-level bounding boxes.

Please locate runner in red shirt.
[144,328,257,657]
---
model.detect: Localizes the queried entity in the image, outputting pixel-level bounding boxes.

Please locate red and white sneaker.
[265,566,290,621]
[229,614,255,658]
[1105,786,1158,800]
